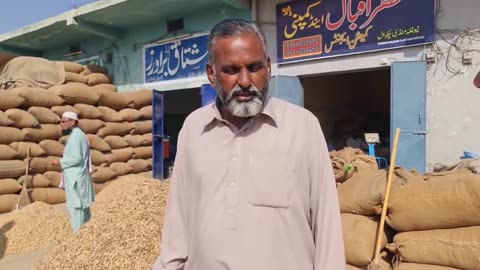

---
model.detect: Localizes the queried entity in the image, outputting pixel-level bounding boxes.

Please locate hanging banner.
[144,34,209,83]
[276,0,435,64]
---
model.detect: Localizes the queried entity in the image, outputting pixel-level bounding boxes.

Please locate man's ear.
[206,63,216,87]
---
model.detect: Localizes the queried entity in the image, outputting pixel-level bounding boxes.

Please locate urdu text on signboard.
[276,0,435,64]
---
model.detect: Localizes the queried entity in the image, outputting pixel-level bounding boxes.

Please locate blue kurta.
[60,127,95,231]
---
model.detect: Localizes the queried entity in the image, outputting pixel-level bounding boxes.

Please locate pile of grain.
[0,201,71,255]
[35,175,169,270]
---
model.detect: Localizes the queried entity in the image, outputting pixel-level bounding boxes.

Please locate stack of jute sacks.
[0,56,153,213]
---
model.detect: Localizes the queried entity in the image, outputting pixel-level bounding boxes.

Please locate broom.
[368,128,400,270]
[17,147,32,210]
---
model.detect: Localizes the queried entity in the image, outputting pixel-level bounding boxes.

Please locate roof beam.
[67,17,125,40]
[0,44,42,57]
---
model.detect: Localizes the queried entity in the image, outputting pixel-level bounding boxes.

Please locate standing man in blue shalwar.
[52,111,95,232]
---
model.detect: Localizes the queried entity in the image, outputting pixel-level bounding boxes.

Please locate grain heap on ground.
[0,201,71,255]
[35,175,170,270]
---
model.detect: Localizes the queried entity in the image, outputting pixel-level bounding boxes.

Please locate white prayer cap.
[62,111,78,121]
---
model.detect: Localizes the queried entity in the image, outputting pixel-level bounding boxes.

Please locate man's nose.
[237,69,251,89]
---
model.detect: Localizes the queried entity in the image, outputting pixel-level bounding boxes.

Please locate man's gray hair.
[208,19,267,64]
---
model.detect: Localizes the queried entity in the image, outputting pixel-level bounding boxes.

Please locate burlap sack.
[97,122,134,137]
[86,134,111,152]
[0,110,14,126]
[18,174,51,188]
[98,106,123,122]
[28,188,66,204]
[78,119,105,134]
[104,135,129,149]
[128,89,152,109]
[330,147,378,183]
[73,104,103,119]
[133,146,152,159]
[92,167,117,183]
[131,120,152,135]
[65,72,88,84]
[342,213,389,266]
[44,171,60,187]
[394,263,460,270]
[10,142,46,158]
[0,91,25,110]
[97,91,133,111]
[39,140,64,157]
[0,145,19,160]
[0,179,22,195]
[51,105,81,117]
[143,133,153,146]
[118,108,142,122]
[0,160,25,178]
[17,87,64,108]
[27,107,60,124]
[29,157,61,174]
[0,127,24,144]
[22,124,62,143]
[111,147,134,163]
[338,168,422,215]
[387,226,480,270]
[0,57,65,89]
[0,194,19,214]
[127,159,152,173]
[59,61,83,73]
[124,134,147,147]
[91,149,108,166]
[109,162,133,176]
[139,105,152,120]
[87,73,111,86]
[80,64,108,75]
[92,83,116,92]
[51,83,99,105]
[387,170,480,231]
[5,109,40,128]
[93,181,112,194]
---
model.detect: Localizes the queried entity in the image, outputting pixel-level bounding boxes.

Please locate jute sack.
[50,83,99,105]
[0,91,25,110]
[92,167,117,183]
[0,145,19,160]
[394,263,460,270]
[386,226,480,270]
[59,136,69,145]
[78,119,105,134]
[131,120,152,135]
[127,159,152,173]
[86,134,111,152]
[73,104,103,119]
[98,106,123,122]
[97,122,134,137]
[17,87,64,108]
[124,134,147,147]
[110,147,134,163]
[5,109,40,128]
[338,168,422,215]
[104,135,129,149]
[92,83,117,92]
[139,105,152,120]
[386,169,480,231]
[39,140,64,157]
[90,149,108,166]
[18,174,51,188]
[128,89,152,109]
[143,133,153,146]
[27,107,60,124]
[80,64,108,75]
[0,179,22,195]
[0,127,24,144]
[29,157,61,174]
[342,213,389,266]
[97,91,134,111]
[133,146,152,159]
[0,160,26,178]
[87,73,111,86]
[0,110,14,126]
[58,61,83,73]
[28,188,66,204]
[93,181,112,194]
[65,72,88,84]
[22,124,62,142]
[109,162,133,176]
[44,171,60,187]
[118,108,142,122]
[330,147,378,183]
[51,105,80,117]
[10,142,46,158]
[0,194,19,214]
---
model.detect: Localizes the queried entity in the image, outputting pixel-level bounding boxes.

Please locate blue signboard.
[276,0,435,64]
[144,34,209,83]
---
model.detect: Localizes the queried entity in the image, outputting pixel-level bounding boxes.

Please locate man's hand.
[51,159,60,166]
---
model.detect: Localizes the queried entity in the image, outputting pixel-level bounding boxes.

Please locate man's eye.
[248,64,263,72]
[223,68,238,75]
